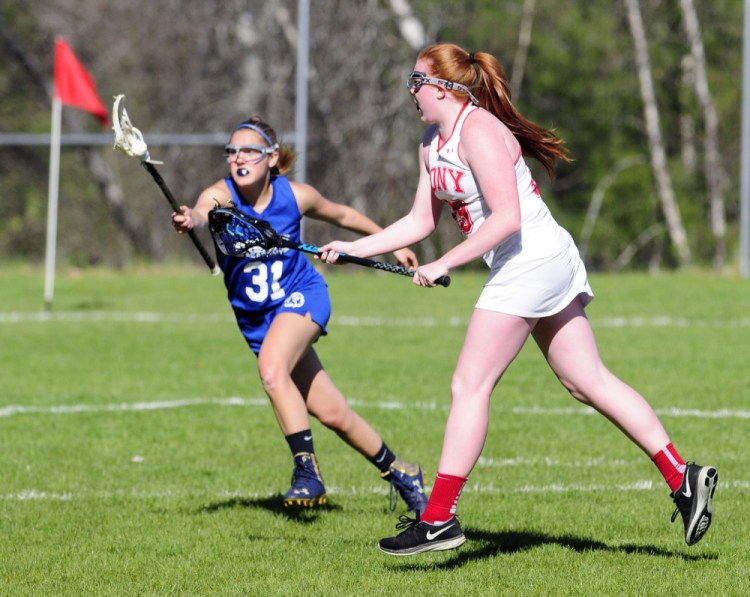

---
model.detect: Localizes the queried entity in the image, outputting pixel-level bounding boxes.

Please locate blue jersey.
[212,176,330,333]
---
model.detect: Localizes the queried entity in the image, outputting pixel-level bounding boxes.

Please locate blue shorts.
[233,280,331,354]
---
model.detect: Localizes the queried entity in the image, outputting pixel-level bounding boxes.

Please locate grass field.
[1,264,748,595]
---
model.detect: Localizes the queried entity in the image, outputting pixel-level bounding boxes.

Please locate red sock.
[421,472,468,525]
[651,443,686,493]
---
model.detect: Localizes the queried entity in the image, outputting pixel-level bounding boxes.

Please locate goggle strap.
[406,73,479,106]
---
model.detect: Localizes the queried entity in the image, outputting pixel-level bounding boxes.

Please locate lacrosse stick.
[208,205,451,287]
[112,94,221,276]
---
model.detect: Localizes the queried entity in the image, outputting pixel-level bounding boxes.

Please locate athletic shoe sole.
[686,466,718,545]
[283,495,327,508]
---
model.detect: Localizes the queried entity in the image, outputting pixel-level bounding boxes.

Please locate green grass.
[1,265,748,595]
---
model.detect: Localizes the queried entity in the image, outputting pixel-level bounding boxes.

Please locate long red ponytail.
[418,43,571,177]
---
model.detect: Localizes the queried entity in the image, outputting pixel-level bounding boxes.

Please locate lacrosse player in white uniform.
[320,43,717,555]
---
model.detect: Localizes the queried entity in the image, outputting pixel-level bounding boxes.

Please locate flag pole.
[44,96,62,311]
[740,0,750,277]
[44,37,109,309]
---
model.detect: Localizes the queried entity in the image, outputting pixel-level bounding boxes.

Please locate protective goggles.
[405,71,479,106]
[224,143,278,164]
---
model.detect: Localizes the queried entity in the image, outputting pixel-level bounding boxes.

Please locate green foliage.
[1,267,748,594]
[414,0,743,270]
[0,1,745,270]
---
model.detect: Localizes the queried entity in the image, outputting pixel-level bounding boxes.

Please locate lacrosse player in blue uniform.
[171,117,427,513]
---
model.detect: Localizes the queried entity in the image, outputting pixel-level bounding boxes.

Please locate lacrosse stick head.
[208,205,279,258]
[112,94,162,164]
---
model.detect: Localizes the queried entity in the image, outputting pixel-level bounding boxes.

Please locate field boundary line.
[512,405,750,419]
[2,397,748,419]
[2,311,750,328]
[3,479,747,502]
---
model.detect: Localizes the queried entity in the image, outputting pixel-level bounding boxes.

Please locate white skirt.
[475,228,594,318]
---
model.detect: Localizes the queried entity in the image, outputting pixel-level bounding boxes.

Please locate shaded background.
[0,0,743,272]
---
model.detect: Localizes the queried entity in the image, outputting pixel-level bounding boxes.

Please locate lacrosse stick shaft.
[207,206,450,287]
[141,162,221,276]
[277,238,451,287]
[336,253,451,288]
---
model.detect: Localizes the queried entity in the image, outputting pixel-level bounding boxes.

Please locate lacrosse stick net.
[112,94,162,164]
[208,206,276,257]
[111,94,221,275]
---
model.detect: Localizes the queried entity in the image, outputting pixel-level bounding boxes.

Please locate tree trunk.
[510,0,536,96]
[388,0,426,50]
[624,0,691,267]
[679,0,727,268]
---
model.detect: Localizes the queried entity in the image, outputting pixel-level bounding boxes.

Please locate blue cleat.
[382,459,428,514]
[283,452,327,508]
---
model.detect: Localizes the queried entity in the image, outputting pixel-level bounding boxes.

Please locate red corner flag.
[54,37,108,126]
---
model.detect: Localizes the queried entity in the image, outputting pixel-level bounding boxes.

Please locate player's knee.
[555,360,612,406]
[559,375,603,405]
[450,372,492,401]
[257,359,288,395]
[566,385,588,403]
[313,402,352,431]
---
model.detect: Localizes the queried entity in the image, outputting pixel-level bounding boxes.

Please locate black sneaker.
[671,462,718,545]
[379,514,466,556]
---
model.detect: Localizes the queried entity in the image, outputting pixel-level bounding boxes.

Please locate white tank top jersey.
[428,103,593,318]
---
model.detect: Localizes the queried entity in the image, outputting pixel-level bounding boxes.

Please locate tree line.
[0,0,743,272]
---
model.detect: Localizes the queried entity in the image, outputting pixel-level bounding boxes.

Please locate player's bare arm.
[172,180,231,233]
